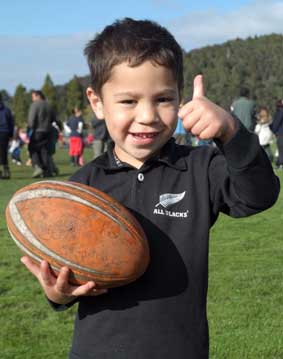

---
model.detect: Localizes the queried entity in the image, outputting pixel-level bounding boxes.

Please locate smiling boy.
[22,18,280,358]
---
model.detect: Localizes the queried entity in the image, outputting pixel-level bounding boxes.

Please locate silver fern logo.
[153,191,189,218]
[155,191,186,208]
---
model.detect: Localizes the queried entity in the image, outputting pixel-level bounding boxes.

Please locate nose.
[136,102,158,125]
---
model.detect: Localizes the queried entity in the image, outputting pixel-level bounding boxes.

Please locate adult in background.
[270,100,283,169]
[231,87,256,131]
[66,107,84,166]
[92,115,109,159]
[0,93,14,179]
[28,90,54,178]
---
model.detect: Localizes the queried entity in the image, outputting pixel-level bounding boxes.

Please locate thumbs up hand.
[178,75,236,144]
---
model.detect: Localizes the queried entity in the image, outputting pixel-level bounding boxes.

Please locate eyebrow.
[113,89,177,98]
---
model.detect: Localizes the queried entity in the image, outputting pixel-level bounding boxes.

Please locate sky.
[1,0,283,95]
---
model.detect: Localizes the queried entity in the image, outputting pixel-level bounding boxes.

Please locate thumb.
[192,74,205,99]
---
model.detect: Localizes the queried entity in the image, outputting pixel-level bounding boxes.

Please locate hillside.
[182,33,283,111]
[2,33,283,127]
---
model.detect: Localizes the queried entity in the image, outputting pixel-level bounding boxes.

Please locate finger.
[21,256,41,278]
[40,260,56,286]
[181,108,203,132]
[192,74,205,99]
[178,96,203,119]
[71,281,98,297]
[190,118,211,137]
[178,102,194,119]
[198,126,215,140]
[55,266,72,293]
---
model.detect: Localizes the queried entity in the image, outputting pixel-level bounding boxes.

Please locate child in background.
[65,107,84,166]
[255,106,274,162]
[21,18,280,359]
[9,127,23,165]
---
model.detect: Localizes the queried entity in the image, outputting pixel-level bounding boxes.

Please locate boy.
[21,18,280,358]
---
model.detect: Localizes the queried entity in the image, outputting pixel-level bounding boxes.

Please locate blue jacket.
[67,116,84,137]
[0,102,14,137]
[174,118,186,135]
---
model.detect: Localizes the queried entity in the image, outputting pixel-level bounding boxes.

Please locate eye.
[157,97,174,103]
[120,99,136,105]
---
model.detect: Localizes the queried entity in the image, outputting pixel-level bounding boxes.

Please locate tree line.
[0,75,92,129]
[1,33,283,129]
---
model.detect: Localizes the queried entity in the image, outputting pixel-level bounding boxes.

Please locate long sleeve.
[210,120,280,218]
[271,108,283,134]
[28,103,37,129]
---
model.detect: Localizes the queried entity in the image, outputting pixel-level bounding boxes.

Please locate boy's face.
[87,61,180,168]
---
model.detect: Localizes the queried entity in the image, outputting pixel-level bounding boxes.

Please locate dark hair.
[239,87,250,97]
[84,18,184,97]
[259,106,268,112]
[32,90,45,100]
[72,106,81,115]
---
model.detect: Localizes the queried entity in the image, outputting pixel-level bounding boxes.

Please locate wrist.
[217,114,237,144]
[47,293,76,305]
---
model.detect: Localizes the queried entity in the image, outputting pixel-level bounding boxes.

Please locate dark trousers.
[276,136,283,166]
[29,131,50,172]
[0,132,10,166]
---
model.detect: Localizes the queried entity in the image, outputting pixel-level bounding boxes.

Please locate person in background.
[231,87,256,131]
[0,93,14,179]
[66,106,84,166]
[28,90,54,178]
[270,99,283,169]
[47,118,63,176]
[9,127,24,165]
[79,120,88,166]
[174,117,189,145]
[254,106,274,162]
[92,115,110,159]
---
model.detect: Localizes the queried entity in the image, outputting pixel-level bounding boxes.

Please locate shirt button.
[137,173,144,182]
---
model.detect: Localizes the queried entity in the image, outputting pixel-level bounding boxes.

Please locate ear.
[86,87,104,119]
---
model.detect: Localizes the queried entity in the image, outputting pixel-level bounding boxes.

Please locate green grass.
[209,171,283,358]
[0,147,282,358]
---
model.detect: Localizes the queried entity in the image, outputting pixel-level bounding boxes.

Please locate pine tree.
[41,74,57,112]
[12,84,30,128]
[66,76,84,116]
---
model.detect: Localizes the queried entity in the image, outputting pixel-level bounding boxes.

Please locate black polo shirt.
[57,121,279,359]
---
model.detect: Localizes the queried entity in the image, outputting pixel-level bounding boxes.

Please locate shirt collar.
[93,138,188,171]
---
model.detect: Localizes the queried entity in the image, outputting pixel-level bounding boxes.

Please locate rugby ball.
[6,180,150,288]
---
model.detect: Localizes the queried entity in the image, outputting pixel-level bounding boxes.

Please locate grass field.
[0,147,282,358]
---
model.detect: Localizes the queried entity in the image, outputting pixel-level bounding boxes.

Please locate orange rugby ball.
[6,180,150,288]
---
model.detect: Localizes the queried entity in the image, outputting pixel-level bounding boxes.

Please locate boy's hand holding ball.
[21,256,108,305]
[178,75,237,144]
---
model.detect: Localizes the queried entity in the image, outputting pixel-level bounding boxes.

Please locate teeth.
[133,133,156,138]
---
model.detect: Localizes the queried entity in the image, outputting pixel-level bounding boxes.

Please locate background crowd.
[0,87,283,180]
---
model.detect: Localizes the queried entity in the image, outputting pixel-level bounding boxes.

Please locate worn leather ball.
[6,180,150,288]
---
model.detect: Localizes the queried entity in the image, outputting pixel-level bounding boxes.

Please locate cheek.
[161,108,178,126]
[105,112,130,138]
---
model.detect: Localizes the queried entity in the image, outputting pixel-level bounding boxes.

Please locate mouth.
[130,132,159,139]
[128,132,160,146]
